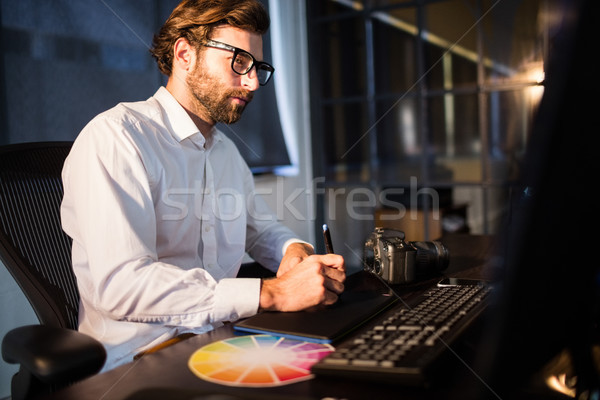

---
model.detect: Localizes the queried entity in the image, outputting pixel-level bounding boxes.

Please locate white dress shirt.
[61,86,304,372]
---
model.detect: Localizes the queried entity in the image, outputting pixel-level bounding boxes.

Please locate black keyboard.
[310,282,492,386]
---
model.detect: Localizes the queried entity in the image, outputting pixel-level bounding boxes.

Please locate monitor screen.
[475,0,599,397]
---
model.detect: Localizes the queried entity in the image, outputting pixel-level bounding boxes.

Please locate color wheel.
[188,335,334,387]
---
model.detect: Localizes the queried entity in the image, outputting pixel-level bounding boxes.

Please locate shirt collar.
[153,86,199,142]
[152,86,224,148]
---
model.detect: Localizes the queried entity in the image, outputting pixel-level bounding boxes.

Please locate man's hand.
[260,253,345,312]
[277,242,315,277]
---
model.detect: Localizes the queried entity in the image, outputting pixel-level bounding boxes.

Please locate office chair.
[0,142,106,400]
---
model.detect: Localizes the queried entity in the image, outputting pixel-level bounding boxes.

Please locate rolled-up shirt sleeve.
[213,278,261,322]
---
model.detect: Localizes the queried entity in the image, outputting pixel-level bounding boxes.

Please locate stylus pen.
[322,224,334,254]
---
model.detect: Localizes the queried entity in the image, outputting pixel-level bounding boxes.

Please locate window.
[307,0,554,263]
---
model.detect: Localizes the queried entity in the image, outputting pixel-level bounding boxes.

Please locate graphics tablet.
[233,271,398,343]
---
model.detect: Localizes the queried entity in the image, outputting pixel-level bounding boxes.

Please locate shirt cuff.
[282,238,314,256]
[213,278,261,322]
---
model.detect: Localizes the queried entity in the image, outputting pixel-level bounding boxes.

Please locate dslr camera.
[363,227,449,284]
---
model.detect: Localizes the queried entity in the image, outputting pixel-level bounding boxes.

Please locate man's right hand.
[259,254,345,312]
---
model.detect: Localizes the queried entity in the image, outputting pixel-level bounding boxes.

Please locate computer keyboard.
[310,282,492,386]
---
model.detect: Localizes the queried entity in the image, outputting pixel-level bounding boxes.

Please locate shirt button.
[230,313,239,320]
[204,225,211,232]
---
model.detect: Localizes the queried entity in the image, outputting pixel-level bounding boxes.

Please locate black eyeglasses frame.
[202,39,274,86]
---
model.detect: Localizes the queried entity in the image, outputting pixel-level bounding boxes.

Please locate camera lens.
[373,259,382,275]
[411,241,450,274]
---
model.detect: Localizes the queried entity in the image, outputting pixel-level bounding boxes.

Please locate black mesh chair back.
[0,141,78,330]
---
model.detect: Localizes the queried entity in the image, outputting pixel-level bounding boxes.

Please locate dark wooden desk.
[43,235,562,400]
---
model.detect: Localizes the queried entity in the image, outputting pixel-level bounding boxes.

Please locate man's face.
[186,26,263,125]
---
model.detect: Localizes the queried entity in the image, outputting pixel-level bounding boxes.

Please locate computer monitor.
[475,0,599,397]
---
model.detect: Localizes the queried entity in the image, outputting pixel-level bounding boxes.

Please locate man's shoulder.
[90,95,162,130]
[73,93,169,158]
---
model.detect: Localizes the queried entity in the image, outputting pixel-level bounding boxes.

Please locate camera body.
[363,227,449,284]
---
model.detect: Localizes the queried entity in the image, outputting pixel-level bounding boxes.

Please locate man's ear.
[172,37,195,73]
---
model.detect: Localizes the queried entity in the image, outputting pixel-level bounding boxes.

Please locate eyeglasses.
[202,39,274,86]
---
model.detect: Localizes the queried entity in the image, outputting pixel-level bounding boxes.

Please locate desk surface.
[44,235,562,400]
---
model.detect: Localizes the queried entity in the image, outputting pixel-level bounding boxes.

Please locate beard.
[186,61,254,125]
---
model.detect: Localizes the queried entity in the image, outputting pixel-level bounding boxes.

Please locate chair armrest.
[2,324,106,384]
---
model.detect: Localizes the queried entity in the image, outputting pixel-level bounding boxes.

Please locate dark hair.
[150,0,270,76]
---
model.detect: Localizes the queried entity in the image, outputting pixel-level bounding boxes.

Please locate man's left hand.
[277,242,315,277]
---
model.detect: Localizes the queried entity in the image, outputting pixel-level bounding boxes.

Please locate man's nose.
[241,67,260,91]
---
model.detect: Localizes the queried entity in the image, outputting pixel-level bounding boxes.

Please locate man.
[60,0,345,372]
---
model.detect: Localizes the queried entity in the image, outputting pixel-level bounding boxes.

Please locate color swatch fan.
[188,335,334,387]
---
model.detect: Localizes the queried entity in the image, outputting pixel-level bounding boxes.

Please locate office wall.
[0,0,174,145]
